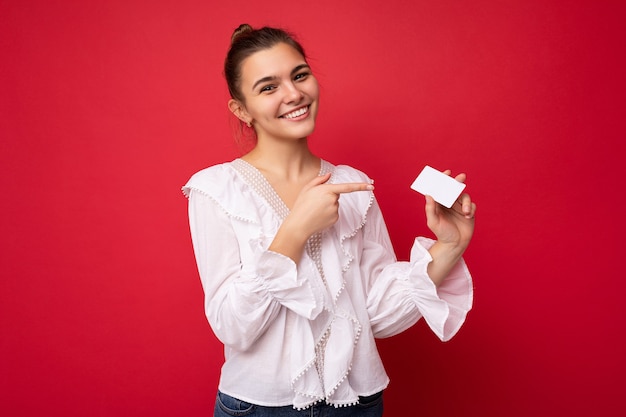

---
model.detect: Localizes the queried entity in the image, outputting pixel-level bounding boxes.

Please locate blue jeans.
[214,391,384,417]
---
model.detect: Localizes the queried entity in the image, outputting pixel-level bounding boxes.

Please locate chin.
[284,120,316,138]
[298,123,316,138]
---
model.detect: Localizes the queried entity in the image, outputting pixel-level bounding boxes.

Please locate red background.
[2,1,625,416]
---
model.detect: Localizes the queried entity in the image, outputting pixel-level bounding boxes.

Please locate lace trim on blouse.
[231,158,334,393]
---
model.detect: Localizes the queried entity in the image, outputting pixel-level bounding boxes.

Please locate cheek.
[308,79,320,99]
[246,98,277,120]
[309,83,320,113]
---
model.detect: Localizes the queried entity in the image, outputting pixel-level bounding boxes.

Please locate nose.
[283,81,304,104]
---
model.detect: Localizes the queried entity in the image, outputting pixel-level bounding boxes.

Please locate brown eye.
[294,72,309,81]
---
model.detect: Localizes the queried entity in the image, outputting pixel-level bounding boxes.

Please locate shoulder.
[182,160,261,223]
[181,162,237,198]
[326,161,376,235]
[328,162,372,184]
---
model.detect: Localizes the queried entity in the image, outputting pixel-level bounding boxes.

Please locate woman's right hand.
[269,173,374,263]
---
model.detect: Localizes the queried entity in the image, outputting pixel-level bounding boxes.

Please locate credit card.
[410,165,466,208]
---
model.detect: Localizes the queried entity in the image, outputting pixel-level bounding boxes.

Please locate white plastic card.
[410,165,466,208]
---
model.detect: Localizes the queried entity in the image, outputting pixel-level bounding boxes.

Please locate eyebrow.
[251,64,311,91]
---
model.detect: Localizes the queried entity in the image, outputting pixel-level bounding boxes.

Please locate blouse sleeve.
[187,189,322,351]
[363,198,473,341]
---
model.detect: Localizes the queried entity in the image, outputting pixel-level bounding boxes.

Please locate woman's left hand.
[424,171,477,252]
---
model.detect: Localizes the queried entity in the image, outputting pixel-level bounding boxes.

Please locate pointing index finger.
[327,182,375,194]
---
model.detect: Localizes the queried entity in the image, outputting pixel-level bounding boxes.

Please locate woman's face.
[234,42,319,143]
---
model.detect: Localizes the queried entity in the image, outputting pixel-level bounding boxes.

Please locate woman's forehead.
[240,43,307,80]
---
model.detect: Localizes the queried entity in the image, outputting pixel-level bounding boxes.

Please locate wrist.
[427,241,466,286]
[268,216,310,264]
[431,240,466,259]
[280,216,311,245]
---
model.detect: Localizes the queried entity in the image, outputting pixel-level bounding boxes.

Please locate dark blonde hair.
[224,24,307,102]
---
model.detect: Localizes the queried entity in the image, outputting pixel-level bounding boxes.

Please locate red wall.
[1,1,625,416]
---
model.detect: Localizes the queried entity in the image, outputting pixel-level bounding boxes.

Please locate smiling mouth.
[280,105,309,119]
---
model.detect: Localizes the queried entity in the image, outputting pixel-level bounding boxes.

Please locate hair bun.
[231,23,253,44]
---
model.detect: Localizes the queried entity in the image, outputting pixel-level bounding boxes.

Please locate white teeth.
[283,106,308,119]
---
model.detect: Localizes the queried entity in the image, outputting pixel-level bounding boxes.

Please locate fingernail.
[367,185,375,190]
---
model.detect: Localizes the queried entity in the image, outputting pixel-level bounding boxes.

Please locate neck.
[242,137,319,181]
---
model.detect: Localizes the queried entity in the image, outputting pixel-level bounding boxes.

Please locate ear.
[228,99,252,126]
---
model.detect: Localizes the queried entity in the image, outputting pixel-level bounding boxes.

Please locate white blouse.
[182,159,473,410]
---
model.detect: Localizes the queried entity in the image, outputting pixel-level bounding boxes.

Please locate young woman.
[183,24,477,417]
